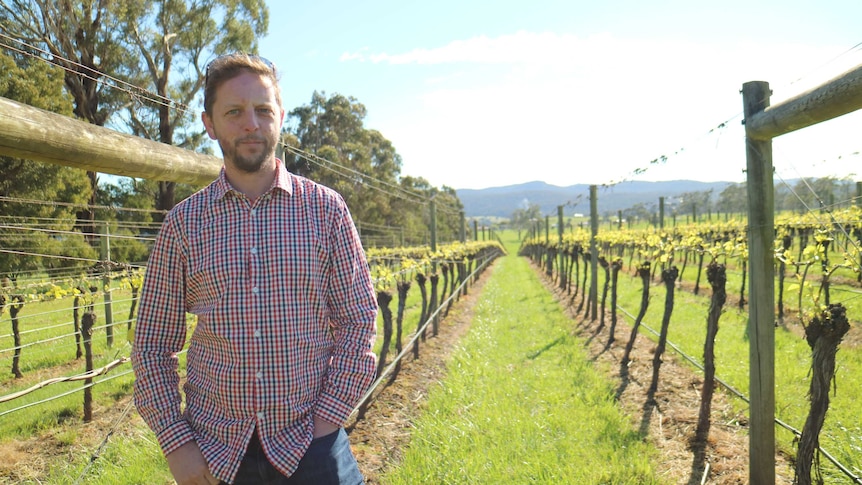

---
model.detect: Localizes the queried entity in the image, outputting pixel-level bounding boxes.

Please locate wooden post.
[100,224,114,348]
[743,80,776,485]
[459,210,466,243]
[589,185,599,321]
[557,205,564,243]
[81,311,96,422]
[429,199,437,254]
[659,196,665,229]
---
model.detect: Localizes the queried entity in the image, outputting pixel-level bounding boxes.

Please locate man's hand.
[312,415,339,438]
[166,440,220,485]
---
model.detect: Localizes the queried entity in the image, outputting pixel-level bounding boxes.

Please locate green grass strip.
[383,238,660,484]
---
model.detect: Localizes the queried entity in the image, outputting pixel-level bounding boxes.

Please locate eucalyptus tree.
[676,189,714,222]
[716,182,747,215]
[115,0,269,212]
[0,0,132,237]
[0,49,93,281]
[286,91,406,227]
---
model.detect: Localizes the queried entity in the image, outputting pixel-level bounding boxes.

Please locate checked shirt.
[131,161,378,483]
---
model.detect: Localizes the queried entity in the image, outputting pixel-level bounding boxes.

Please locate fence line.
[614,305,862,485]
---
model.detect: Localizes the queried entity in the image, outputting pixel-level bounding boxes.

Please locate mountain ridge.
[456,180,735,218]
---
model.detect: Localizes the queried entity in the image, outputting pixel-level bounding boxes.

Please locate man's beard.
[219,135,276,173]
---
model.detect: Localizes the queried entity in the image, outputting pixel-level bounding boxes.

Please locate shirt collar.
[212,158,294,200]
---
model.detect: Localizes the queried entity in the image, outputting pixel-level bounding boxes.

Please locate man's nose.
[241,111,260,131]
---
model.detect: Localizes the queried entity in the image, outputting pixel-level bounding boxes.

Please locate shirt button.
[256,371,263,379]
[257,412,264,419]
[252,286,259,295]
[254,330,261,338]
[250,247,258,255]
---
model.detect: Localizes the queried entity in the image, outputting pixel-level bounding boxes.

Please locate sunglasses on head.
[205,54,275,84]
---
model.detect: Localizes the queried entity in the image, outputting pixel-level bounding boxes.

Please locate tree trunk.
[9,296,25,378]
[598,257,610,329]
[796,304,850,485]
[393,281,410,378]
[622,262,651,366]
[649,267,679,397]
[697,262,726,440]
[607,259,622,346]
[375,291,393,379]
[413,274,428,358]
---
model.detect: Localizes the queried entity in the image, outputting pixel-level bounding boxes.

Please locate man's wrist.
[312,415,339,438]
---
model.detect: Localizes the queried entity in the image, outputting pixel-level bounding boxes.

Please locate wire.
[615,304,862,485]
[0,195,169,216]
[0,34,192,116]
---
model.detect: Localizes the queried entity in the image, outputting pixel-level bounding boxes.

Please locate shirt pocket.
[186,223,243,319]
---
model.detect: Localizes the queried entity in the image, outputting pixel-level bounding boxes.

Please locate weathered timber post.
[589,185,599,321]
[558,205,566,290]
[741,61,862,485]
[100,225,114,348]
[659,196,665,229]
[81,311,96,422]
[743,80,776,485]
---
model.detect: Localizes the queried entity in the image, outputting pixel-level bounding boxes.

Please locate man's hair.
[203,53,281,115]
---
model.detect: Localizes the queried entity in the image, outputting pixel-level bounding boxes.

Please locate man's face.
[202,71,285,173]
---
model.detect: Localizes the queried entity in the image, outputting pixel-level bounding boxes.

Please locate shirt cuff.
[155,418,197,456]
[314,392,355,426]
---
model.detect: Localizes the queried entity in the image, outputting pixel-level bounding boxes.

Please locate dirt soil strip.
[347,260,796,484]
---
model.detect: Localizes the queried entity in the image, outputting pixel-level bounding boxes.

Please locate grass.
[383,233,660,484]
[0,285,139,438]
[7,228,859,483]
[0,254,495,483]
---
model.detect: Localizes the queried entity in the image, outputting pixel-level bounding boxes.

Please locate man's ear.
[202,111,217,140]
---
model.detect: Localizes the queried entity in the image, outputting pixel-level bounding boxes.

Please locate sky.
[258,0,862,190]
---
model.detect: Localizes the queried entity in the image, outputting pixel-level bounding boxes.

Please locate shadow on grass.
[526,335,565,360]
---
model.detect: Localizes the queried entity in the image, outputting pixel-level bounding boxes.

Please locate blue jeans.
[225,429,365,485]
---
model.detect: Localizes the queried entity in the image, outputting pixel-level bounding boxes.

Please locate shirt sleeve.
[131,212,195,455]
[315,196,378,425]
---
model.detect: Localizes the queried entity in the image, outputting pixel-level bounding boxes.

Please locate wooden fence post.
[589,185,599,321]
[100,224,114,348]
[659,196,665,229]
[742,80,776,485]
[81,311,96,423]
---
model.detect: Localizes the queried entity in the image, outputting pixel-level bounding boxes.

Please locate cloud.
[356,31,862,188]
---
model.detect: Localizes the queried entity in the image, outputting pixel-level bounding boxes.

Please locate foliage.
[509,202,542,233]
[0,49,94,281]
[284,91,464,246]
[114,0,269,212]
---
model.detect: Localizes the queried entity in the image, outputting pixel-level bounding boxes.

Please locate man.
[131,53,378,485]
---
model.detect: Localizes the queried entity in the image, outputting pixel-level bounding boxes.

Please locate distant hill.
[456,180,734,219]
